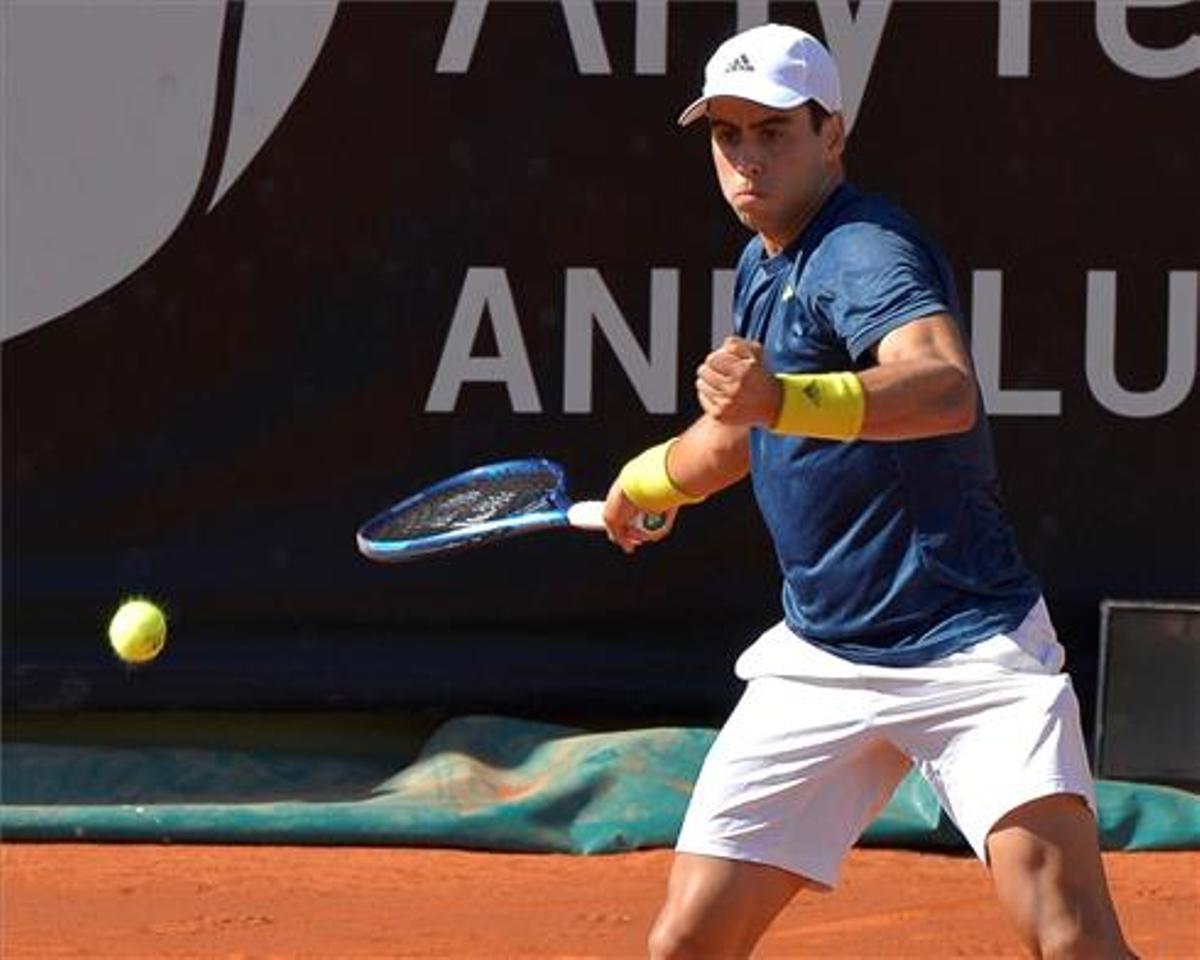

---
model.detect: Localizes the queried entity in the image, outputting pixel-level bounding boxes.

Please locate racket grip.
[567,501,665,534]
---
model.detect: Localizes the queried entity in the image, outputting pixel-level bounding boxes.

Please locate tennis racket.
[356,458,664,562]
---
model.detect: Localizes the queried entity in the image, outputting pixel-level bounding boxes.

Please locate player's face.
[708,98,844,254]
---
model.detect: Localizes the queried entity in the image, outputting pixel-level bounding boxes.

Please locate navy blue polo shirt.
[734,183,1041,665]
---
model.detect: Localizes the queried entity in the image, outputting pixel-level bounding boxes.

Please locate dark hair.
[806,102,831,133]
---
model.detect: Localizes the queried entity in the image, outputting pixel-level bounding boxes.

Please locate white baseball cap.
[677,24,842,126]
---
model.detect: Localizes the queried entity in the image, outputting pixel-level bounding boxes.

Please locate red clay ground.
[2,844,1195,958]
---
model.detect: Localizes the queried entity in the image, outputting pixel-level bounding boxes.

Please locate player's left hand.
[696,336,782,426]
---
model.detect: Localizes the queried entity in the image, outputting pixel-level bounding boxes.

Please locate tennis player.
[603,24,1135,959]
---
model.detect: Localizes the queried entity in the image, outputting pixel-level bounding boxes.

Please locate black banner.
[4,2,1198,726]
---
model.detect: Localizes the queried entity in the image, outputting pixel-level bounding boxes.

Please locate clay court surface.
[2,844,1195,958]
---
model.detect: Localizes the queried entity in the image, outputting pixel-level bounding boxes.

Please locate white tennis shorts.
[676,598,1096,888]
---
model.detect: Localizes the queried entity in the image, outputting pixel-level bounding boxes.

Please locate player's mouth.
[732,186,767,205]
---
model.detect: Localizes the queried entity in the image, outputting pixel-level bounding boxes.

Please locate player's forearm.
[856,358,977,440]
[615,417,748,515]
[666,415,750,497]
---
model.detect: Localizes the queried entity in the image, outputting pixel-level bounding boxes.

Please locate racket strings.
[373,469,560,540]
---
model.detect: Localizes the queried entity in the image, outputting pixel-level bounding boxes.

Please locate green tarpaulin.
[3,714,1197,852]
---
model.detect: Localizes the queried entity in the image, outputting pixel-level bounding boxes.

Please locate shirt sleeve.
[811,223,952,362]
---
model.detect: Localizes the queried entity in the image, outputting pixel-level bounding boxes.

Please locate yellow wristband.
[771,372,865,440]
[618,440,705,513]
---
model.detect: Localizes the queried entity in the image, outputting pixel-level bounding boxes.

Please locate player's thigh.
[677,675,910,887]
[918,670,1095,861]
[987,794,1127,950]
[649,852,813,959]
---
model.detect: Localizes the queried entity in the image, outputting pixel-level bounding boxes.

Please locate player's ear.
[823,112,846,161]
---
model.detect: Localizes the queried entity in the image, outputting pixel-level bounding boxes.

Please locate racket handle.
[566,501,607,530]
[567,500,665,534]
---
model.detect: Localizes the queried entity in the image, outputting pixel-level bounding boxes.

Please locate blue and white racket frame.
[356,458,623,563]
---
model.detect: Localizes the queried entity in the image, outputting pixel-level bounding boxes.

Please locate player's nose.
[733,151,764,176]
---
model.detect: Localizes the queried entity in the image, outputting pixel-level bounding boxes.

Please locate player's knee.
[646,922,681,960]
[647,910,713,960]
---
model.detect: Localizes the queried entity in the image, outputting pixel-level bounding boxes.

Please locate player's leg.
[901,602,1134,957]
[656,626,912,959]
[647,852,812,960]
[986,793,1134,958]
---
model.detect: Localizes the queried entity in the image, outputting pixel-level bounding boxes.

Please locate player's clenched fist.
[696,336,782,426]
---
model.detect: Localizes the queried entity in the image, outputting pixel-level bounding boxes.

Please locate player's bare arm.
[603,416,749,553]
[861,313,976,438]
[697,313,976,441]
[667,414,751,494]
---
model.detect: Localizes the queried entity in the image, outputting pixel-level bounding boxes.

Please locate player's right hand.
[697,336,782,426]
[602,479,677,554]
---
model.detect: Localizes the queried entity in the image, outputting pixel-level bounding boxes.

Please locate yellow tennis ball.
[108,599,167,664]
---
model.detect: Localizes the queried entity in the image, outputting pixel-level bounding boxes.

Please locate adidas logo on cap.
[724,53,754,73]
